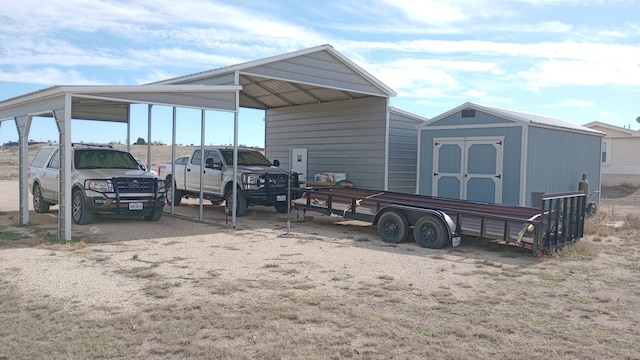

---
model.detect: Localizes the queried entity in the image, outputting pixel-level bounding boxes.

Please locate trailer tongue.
[292,187,586,256]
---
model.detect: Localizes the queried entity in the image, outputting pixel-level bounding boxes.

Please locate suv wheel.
[32,184,51,213]
[72,190,94,225]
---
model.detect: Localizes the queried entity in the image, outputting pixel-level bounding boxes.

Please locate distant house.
[584,121,640,186]
[417,102,604,207]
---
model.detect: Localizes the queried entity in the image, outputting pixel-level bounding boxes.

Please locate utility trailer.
[292,187,587,255]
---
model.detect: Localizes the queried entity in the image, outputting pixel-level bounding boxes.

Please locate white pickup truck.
[28,143,166,224]
[158,147,301,216]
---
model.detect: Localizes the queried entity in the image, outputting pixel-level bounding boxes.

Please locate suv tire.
[32,183,51,213]
[72,189,94,225]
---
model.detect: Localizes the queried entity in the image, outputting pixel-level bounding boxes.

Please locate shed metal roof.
[419,102,605,136]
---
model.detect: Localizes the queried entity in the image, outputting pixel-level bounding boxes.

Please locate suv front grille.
[113,177,156,193]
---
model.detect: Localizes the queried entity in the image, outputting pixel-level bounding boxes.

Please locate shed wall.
[427,109,512,127]
[525,127,602,204]
[387,111,422,193]
[265,97,387,190]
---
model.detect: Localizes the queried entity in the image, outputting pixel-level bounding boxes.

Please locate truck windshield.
[220,149,273,166]
[74,149,140,170]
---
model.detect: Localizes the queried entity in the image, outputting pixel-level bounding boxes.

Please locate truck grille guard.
[242,172,299,192]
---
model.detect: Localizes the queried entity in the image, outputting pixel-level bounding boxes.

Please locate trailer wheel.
[413,215,448,249]
[377,211,409,243]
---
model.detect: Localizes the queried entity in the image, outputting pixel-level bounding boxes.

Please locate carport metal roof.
[152,44,396,109]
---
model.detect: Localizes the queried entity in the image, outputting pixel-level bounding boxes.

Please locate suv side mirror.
[273,159,280,167]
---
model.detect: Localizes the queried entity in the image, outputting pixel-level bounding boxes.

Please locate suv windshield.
[220,149,273,166]
[74,149,140,170]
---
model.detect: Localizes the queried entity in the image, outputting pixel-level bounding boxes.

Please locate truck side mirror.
[273,159,280,167]
[205,158,215,169]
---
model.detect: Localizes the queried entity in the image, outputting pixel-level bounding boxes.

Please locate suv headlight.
[85,179,114,192]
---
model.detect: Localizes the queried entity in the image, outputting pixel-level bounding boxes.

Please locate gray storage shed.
[156,45,425,192]
[417,102,604,206]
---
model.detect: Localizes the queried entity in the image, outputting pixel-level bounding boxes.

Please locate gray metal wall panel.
[246,51,387,96]
[526,127,602,205]
[265,97,387,189]
[430,110,513,127]
[418,126,523,205]
[388,111,421,193]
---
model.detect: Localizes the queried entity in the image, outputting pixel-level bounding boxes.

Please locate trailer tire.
[413,215,448,249]
[377,211,409,243]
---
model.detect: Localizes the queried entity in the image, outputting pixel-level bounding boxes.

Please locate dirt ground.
[1,145,640,359]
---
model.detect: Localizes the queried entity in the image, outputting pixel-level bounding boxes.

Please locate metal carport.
[0,84,241,241]
[0,44,398,242]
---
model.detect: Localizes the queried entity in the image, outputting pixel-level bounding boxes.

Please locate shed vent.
[461,109,476,118]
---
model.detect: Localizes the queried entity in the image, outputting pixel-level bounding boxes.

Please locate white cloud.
[0,68,104,85]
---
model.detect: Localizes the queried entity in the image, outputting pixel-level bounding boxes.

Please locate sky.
[0,0,639,147]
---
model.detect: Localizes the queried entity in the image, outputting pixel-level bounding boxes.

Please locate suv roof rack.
[71,142,113,148]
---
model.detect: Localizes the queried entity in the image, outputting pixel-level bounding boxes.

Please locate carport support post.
[231,111,238,228]
[15,116,31,225]
[147,104,152,167]
[56,95,73,241]
[198,109,205,221]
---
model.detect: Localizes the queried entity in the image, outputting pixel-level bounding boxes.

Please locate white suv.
[28,144,165,224]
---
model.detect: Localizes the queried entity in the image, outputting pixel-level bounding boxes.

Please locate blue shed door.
[433,138,503,203]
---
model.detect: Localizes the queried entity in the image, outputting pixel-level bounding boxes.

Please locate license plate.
[276,195,286,202]
[129,202,143,210]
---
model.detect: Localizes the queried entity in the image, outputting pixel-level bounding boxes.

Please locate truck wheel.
[274,202,289,214]
[377,211,409,243]
[165,179,182,206]
[413,215,448,249]
[72,189,93,225]
[32,183,50,213]
[225,189,248,217]
[144,207,163,221]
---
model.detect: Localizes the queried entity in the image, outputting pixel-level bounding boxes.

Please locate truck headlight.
[157,179,165,192]
[85,179,114,192]
[242,174,261,190]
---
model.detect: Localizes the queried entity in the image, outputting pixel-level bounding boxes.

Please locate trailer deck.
[292,187,586,255]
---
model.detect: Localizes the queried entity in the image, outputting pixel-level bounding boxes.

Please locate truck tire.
[274,202,289,214]
[144,207,163,221]
[32,183,50,213]
[165,178,182,206]
[225,189,248,217]
[377,211,409,243]
[413,215,448,249]
[72,189,93,225]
